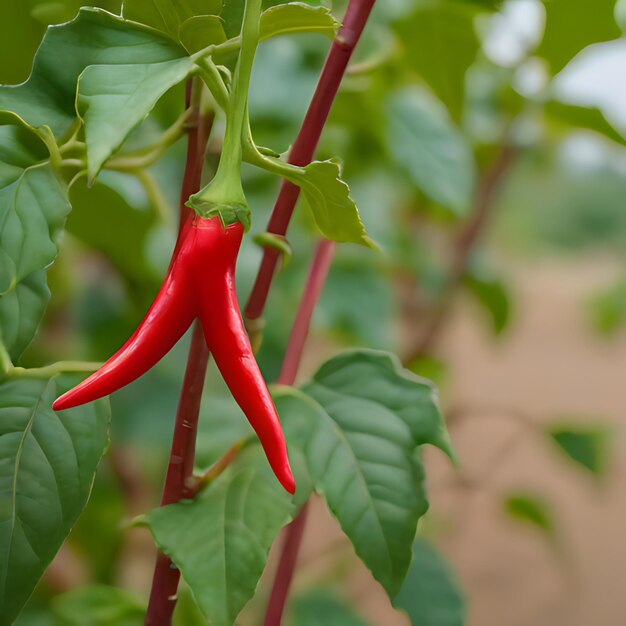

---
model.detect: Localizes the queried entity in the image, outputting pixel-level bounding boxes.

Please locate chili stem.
[190,0,262,216]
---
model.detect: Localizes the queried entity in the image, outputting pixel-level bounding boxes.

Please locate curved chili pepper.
[53,216,295,494]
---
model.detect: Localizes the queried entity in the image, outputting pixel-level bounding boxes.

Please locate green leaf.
[503,492,554,535]
[547,424,612,479]
[537,0,621,74]
[617,0,626,33]
[144,445,295,626]
[178,15,227,53]
[0,8,190,140]
[588,280,626,335]
[0,374,110,625]
[463,257,511,335]
[394,3,481,122]
[544,100,626,147]
[291,159,375,247]
[77,54,194,180]
[386,87,476,216]
[394,538,465,626]
[52,585,145,626]
[0,114,70,290]
[0,271,49,363]
[279,349,454,597]
[221,0,246,38]
[289,590,368,626]
[260,3,339,40]
[122,0,223,40]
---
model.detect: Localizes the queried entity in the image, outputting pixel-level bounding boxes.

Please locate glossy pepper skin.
[53,216,295,494]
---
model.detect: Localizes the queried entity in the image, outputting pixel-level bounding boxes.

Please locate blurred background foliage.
[3,0,625,624]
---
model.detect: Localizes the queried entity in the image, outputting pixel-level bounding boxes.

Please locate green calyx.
[186,194,251,230]
[190,0,262,234]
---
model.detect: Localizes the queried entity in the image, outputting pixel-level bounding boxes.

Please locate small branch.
[406,142,518,361]
[106,108,193,172]
[278,240,335,386]
[8,360,102,379]
[186,439,246,496]
[244,0,377,323]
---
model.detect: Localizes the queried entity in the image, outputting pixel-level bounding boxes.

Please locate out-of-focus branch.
[406,142,518,362]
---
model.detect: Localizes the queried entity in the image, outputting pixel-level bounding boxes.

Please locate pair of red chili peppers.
[53,214,295,494]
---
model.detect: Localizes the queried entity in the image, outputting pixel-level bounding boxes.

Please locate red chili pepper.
[53,215,295,494]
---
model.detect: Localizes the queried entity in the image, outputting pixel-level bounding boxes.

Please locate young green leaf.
[260,3,339,41]
[52,585,145,626]
[0,374,110,626]
[0,8,191,140]
[178,15,227,53]
[288,159,376,247]
[277,349,454,598]
[386,87,476,216]
[0,114,70,290]
[122,0,223,40]
[77,53,194,180]
[0,271,49,363]
[144,445,296,626]
[394,538,465,626]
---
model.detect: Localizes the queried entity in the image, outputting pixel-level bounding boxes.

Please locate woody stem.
[144,81,212,626]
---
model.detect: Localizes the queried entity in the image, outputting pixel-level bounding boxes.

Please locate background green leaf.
[537,0,621,74]
[394,538,465,626]
[547,423,612,479]
[503,492,554,536]
[0,374,110,625]
[0,271,49,363]
[393,2,482,122]
[288,590,369,626]
[52,585,145,626]
[0,115,70,289]
[386,87,476,216]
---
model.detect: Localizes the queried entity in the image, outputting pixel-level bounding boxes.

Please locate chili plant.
[0,0,456,624]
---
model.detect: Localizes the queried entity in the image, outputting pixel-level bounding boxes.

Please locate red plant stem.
[277,240,336,386]
[244,0,376,322]
[264,240,336,626]
[263,501,310,626]
[261,3,377,624]
[145,81,212,626]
